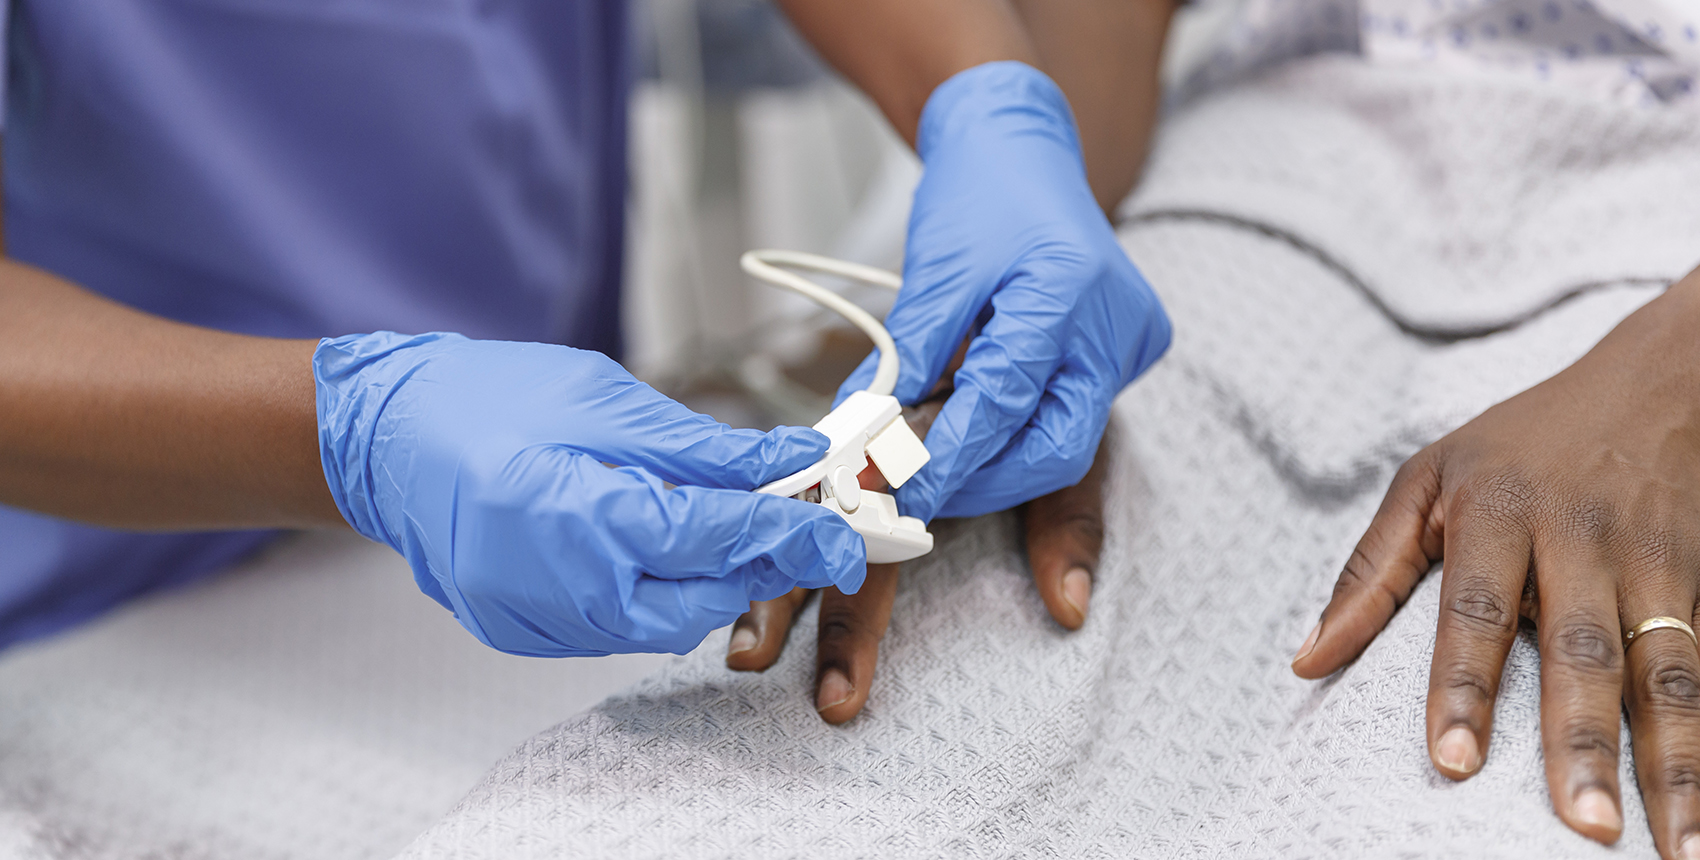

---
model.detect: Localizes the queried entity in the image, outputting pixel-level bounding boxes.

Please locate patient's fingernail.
[1680,833,1700,860]
[816,668,854,711]
[1291,622,1321,665]
[728,627,758,656]
[1434,726,1481,776]
[1063,568,1092,621]
[1572,787,1621,839]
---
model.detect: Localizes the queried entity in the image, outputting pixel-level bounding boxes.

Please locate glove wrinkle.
[312,333,863,657]
[838,61,1171,521]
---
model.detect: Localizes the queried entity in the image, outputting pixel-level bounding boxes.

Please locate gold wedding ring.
[1623,616,1699,651]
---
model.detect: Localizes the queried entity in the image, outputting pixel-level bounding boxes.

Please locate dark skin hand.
[727,415,1109,725]
[779,0,1176,211]
[728,346,1108,724]
[1293,265,1700,859]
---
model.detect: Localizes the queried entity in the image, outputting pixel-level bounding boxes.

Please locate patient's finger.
[1532,545,1626,845]
[731,346,952,711]
[1619,575,1700,858]
[1022,436,1108,630]
[727,382,942,677]
[1293,451,1446,678]
[804,389,943,723]
[726,587,812,672]
[815,562,901,724]
[810,455,912,723]
[1424,509,1532,782]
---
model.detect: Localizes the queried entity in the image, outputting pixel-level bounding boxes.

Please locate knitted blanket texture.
[398,56,1700,859]
[0,54,1696,860]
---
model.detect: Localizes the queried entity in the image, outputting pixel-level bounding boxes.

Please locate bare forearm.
[1012,0,1173,210]
[776,0,1174,211]
[0,260,342,530]
[775,0,1036,143]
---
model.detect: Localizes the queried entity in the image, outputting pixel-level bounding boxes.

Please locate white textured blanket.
[398,57,1700,858]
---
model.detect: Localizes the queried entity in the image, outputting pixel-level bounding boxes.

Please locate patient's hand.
[725,390,1106,724]
[1293,266,1700,858]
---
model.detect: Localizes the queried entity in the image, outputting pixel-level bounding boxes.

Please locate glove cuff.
[312,331,458,549]
[916,61,1083,166]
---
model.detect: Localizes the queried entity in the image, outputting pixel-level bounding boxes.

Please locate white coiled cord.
[738,250,904,398]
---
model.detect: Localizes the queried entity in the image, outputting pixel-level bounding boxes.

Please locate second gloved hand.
[314,332,866,657]
[837,61,1172,521]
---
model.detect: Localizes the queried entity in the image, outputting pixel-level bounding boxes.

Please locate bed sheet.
[0,532,670,859]
[396,56,1700,859]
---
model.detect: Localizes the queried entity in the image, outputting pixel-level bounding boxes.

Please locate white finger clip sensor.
[742,250,935,564]
[755,391,933,563]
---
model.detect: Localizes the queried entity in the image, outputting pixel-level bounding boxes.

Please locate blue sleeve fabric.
[0,1,9,133]
[0,506,274,651]
[0,0,630,649]
[5,0,630,349]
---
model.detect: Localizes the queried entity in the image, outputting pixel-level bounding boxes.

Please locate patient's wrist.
[1582,263,1700,405]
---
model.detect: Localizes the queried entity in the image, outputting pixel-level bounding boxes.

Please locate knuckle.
[1624,527,1686,574]
[1659,760,1700,796]
[1438,667,1498,707]
[1332,547,1373,593]
[1446,586,1517,634]
[1549,618,1623,674]
[1557,497,1620,547]
[1639,661,1700,713]
[1332,547,1409,611]
[815,606,868,647]
[1390,450,1442,496]
[1053,509,1105,551]
[1390,454,1425,488]
[1460,472,1538,526]
[1560,723,1620,761]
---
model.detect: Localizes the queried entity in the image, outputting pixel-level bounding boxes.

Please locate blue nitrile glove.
[314,332,866,657]
[836,61,1172,521]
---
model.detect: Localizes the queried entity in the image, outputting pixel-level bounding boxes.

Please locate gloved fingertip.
[767,423,829,453]
[810,509,868,594]
[831,562,868,596]
[893,475,943,524]
[762,425,830,476]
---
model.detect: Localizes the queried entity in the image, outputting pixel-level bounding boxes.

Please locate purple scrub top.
[0,0,630,648]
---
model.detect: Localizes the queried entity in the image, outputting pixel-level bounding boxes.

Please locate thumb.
[1292,451,1447,679]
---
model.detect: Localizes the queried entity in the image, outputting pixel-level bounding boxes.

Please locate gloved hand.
[314,332,866,657]
[836,61,1172,521]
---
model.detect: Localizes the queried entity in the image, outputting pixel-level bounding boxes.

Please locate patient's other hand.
[1294,266,1700,859]
[725,392,1107,724]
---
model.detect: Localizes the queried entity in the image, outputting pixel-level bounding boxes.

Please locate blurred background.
[622,0,919,428]
[622,0,1237,428]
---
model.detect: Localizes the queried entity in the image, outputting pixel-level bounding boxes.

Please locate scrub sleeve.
[0,0,631,648]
